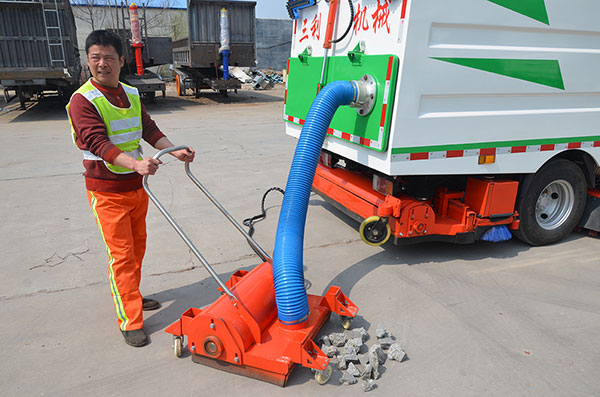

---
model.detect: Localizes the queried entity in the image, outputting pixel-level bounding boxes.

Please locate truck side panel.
[391,0,600,175]
[284,0,600,177]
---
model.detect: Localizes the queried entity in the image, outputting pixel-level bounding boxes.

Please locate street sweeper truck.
[284,0,600,246]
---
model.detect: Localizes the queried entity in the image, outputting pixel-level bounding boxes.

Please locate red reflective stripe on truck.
[541,144,555,151]
[360,137,371,146]
[342,132,351,140]
[401,0,408,19]
[384,139,597,162]
[410,152,429,160]
[446,150,464,158]
[380,104,387,127]
[386,56,393,80]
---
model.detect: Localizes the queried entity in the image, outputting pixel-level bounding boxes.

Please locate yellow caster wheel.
[340,315,353,330]
[173,336,183,357]
[359,216,391,246]
[315,365,333,385]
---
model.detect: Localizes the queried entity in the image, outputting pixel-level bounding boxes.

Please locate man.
[67,30,195,347]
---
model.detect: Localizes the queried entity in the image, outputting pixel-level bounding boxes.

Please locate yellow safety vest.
[67,79,143,174]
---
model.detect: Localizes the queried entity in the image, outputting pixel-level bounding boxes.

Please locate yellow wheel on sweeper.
[359,216,391,246]
[340,315,353,330]
[315,365,333,385]
[173,336,183,357]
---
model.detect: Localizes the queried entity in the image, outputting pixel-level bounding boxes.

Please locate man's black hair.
[85,30,123,58]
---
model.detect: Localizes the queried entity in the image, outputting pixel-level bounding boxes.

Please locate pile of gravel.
[318,323,407,391]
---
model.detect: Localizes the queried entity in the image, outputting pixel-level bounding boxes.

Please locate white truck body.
[284,0,600,176]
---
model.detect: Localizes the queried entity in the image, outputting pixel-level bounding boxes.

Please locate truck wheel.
[514,159,586,246]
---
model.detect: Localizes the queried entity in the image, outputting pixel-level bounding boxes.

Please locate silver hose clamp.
[350,74,377,116]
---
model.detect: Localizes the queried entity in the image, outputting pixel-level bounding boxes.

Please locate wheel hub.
[535,179,574,230]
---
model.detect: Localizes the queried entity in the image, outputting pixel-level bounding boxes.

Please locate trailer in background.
[112,3,173,101]
[0,0,80,109]
[118,33,173,101]
[173,0,256,97]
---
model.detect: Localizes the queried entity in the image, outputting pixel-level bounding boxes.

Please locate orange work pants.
[87,188,148,331]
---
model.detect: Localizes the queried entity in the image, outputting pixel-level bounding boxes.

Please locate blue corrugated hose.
[273,80,357,324]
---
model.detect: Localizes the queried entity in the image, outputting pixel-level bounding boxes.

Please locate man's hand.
[133,158,162,175]
[154,137,195,163]
[171,147,195,163]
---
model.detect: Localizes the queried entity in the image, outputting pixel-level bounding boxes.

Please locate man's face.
[87,44,124,88]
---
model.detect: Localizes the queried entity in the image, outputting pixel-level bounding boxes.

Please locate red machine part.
[166,261,358,386]
[464,177,519,217]
[313,163,520,241]
[128,3,144,76]
[323,0,340,49]
[588,188,600,199]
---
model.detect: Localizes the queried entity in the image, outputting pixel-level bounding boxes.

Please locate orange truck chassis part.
[313,163,520,242]
[165,261,358,386]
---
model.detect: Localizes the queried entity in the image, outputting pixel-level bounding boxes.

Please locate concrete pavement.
[1,86,599,396]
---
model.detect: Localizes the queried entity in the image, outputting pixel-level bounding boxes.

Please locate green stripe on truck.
[432,58,564,90]
[488,0,549,25]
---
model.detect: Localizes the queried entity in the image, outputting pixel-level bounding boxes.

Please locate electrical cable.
[241,187,311,291]
[331,0,355,44]
[243,187,285,238]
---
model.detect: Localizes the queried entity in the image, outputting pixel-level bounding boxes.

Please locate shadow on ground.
[314,196,592,297]
[2,95,70,122]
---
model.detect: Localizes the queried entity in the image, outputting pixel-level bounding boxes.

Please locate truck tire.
[513,159,586,246]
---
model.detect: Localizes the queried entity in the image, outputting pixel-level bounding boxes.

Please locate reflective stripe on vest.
[66,79,143,174]
[82,147,142,161]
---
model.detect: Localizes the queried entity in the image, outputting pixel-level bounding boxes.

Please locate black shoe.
[142,298,160,311]
[121,329,148,347]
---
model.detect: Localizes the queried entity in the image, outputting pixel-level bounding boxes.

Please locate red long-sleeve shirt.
[68,79,165,192]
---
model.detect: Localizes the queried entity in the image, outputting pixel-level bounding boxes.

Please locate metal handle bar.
[183,160,271,263]
[142,145,271,300]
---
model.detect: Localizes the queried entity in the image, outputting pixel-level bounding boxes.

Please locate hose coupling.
[350,74,377,116]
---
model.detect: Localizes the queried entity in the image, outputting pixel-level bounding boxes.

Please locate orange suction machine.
[143,142,358,384]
